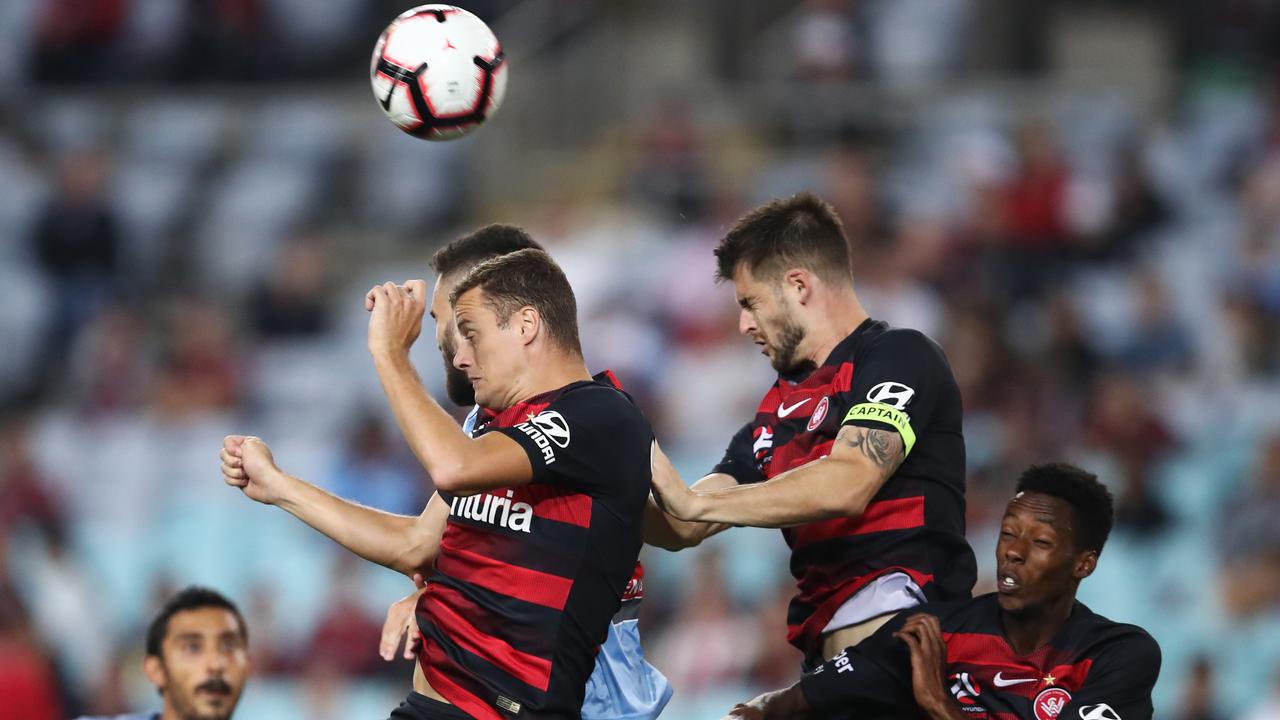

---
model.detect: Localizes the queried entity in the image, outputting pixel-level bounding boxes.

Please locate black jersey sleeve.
[492,386,652,496]
[797,616,915,716]
[837,329,949,458]
[710,421,766,485]
[1060,631,1161,720]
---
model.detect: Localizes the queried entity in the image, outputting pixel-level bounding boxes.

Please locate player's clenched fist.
[220,435,289,505]
[366,279,428,359]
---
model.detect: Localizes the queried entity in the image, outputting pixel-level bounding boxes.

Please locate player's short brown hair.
[430,224,544,278]
[715,192,852,285]
[449,248,582,355]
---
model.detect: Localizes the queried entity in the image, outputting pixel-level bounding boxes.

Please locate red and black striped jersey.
[415,377,652,719]
[714,319,976,658]
[800,594,1161,720]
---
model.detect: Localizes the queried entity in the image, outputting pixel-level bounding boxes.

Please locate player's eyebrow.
[737,295,755,308]
[171,632,204,643]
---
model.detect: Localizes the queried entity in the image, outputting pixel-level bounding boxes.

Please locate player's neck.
[505,353,592,407]
[803,291,868,366]
[999,593,1076,656]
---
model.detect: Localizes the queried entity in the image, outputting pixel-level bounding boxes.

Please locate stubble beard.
[769,318,814,376]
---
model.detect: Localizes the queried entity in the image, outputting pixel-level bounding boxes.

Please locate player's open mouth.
[998,573,1020,593]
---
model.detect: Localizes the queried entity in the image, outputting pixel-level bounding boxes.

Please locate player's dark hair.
[715,192,853,285]
[450,248,581,355]
[145,586,247,658]
[430,224,544,278]
[1015,463,1114,555]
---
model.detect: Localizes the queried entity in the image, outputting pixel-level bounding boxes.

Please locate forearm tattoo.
[836,426,904,474]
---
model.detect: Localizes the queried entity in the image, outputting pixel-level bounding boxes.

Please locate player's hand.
[380,573,428,661]
[894,613,956,718]
[366,279,428,359]
[723,705,764,720]
[722,688,807,720]
[220,435,289,505]
[649,441,701,521]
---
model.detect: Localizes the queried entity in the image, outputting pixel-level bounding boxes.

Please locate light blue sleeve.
[582,619,674,720]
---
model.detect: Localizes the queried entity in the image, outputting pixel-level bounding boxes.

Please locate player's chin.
[193,696,234,718]
[996,591,1031,614]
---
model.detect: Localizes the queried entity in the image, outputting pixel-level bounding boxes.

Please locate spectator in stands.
[791,0,860,81]
[1116,270,1194,374]
[1113,457,1172,539]
[630,97,709,223]
[0,413,64,536]
[328,412,424,516]
[67,303,149,416]
[148,298,242,417]
[995,118,1074,296]
[1173,654,1223,720]
[0,543,64,720]
[28,149,123,391]
[31,0,127,83]
[249,235,333,340]
[651,550,757,694]
[1220,434,1280,618]
[299,554,384,678]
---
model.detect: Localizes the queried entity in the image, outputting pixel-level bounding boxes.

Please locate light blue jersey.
[582,568,673,720]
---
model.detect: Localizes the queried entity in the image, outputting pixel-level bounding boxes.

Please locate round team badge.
[1032,688,1072,720]
[807,396,830,432]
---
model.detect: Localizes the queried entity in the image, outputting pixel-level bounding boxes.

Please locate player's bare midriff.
[413,662,451,704]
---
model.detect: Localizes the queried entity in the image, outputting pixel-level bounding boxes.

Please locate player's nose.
[1002,538,1026,564]
[738,308,754,336]
[452,343,473,370]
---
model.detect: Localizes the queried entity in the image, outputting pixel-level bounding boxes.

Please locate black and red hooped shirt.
[801,593,1161,720]
[714,319,977,658]
[415,376,652,719]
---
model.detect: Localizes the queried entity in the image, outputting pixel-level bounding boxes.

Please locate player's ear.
[783,268,813,304]
[1072,549,1098,580]
[516,305,540,346]
[143,654,167,695]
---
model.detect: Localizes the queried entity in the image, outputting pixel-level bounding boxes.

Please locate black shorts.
[387,691,474,720]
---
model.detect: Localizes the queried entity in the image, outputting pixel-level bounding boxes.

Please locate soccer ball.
[370,5,507,141]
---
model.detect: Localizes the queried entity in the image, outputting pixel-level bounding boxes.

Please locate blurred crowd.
[3,0,1280,718]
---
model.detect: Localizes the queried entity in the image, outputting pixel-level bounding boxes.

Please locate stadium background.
[1,0,1279,717]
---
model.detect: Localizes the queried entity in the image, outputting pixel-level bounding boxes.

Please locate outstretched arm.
[649,424,904,528]
[643,462,737,550]
[220,435,448,577]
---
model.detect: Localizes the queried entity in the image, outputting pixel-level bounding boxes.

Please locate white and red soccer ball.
[370,5,507,140]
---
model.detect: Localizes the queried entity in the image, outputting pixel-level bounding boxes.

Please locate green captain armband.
[842,403,917,456]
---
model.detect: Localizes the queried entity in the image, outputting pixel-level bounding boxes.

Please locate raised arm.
[365,280,532,494]
[220,435,448,577]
